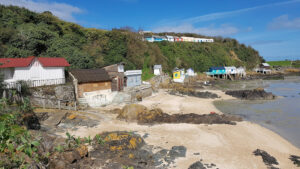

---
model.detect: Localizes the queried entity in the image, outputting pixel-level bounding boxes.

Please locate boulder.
[117,104,148,121]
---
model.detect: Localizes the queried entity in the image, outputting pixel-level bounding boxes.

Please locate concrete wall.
[78,81,111,98]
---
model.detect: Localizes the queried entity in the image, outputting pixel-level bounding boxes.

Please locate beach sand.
[62,90,300,169]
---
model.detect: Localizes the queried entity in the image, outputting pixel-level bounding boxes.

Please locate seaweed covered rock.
[226,88,276,100]
[253,149,279,167]
[289,155,300,167]
[117,104,242,125]
[117,104,148,121]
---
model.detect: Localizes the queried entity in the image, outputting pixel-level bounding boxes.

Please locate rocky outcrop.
[117,104,242,125]
[225,88,276,100]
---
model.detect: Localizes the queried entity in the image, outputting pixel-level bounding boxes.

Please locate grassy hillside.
[0,5,264,73]
[267,60,300,68]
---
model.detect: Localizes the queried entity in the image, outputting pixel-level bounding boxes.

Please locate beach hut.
[173,68,185,83]
[186,68,196,76]
[124,70,142,87]
[237,67,246,77]
[208,67,226,75]
[174,36,183,42]
[225,66,237,74]
[103,63,125,91]
[0,56,70,88]
[153,65,162,76]
[181,36,195,42]
[165,35,174,42]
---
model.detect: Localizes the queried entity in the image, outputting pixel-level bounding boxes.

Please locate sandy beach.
[59,90,300,169]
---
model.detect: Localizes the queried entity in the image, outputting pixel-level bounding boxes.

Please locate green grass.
[267,60,300,68]
[267,61,293,67]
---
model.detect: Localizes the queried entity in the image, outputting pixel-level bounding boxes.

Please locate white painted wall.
[83,89,118,107]
[2,59,66,87]
[154,68,161,75]
[225,66,237,74]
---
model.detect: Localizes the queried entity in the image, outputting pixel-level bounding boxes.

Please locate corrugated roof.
[38,57,70,67]
[69,69,111,83]
[0,56,35,68]
[262,63,270,67]
[0,56,70,68]
[154,65,162,69]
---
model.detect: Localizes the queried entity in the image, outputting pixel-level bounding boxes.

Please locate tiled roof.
[0,56,70,68]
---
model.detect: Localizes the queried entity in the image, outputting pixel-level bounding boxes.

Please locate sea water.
[214,76,300,148]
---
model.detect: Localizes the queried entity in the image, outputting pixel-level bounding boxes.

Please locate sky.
[1,0,300,61]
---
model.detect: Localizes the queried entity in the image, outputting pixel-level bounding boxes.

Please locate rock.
[289,155,300,167]
[49,159,67,169]
[226,88,276,100]
[117,104,148,121]
[188,161,206,169]
[22,111,41,130]
[63,150,81,164]
[35,112,49,121]
[253,149,279,166]
[76,145,88,158]
[169,146,186,158]
[117,104,242,125]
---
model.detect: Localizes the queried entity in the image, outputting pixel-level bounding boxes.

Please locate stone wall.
[30,84,75,108]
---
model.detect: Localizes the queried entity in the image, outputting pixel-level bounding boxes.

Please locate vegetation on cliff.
[0,5,264,73]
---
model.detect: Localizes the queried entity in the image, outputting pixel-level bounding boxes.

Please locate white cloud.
[152,24,239,36]
[172,0,300,24]
[268,15,300,30]
[0,0,83,22]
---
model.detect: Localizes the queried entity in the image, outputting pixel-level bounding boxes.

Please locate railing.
[4,78,66,89]
[31,96,77,111]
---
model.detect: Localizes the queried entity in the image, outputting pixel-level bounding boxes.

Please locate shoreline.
[56,89,300,168]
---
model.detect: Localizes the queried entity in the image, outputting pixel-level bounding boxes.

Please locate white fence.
[4,78,66,89]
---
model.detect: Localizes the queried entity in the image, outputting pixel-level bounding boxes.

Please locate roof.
[0,56,70,68]
[262,63,270,67]
[154,65,162,69]
[124,70,142,76]
[209,67,225,70]
[69,69,111,83]
[0,56,34,68]
[38,57,70,67]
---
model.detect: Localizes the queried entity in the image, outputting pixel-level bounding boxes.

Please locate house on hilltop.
[0,56,70,88]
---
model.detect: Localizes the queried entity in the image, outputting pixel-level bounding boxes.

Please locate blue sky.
[1,0,300,61]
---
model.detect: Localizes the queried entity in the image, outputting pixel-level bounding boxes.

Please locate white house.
[0,56,70,88]
[153,65,162,76]
[165,35,174,42]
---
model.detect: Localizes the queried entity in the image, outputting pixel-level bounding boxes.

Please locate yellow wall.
[173,71,181,79]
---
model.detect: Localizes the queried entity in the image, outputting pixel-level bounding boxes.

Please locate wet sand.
[59,90,300,169]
